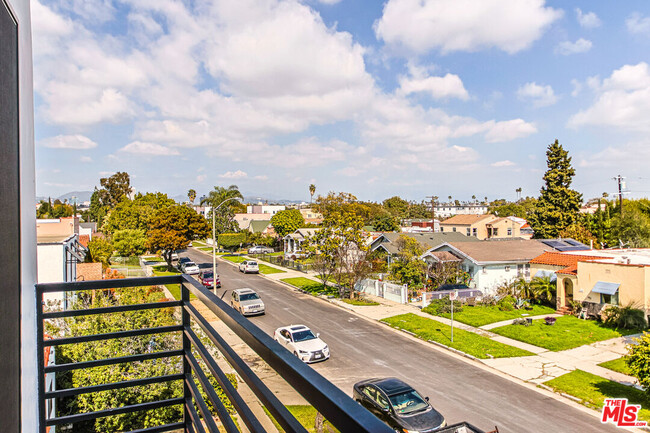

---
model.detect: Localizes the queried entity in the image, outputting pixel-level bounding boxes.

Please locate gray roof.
[371,232,477,255]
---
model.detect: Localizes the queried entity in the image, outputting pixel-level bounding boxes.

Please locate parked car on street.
[273,325,329,363]
[181,261,200,275]
[199,270,220,289]
[177,256,191,269]
[231,288,265,316]
[248,245,274,254]
[239,260,260,274]
[353,378,446,432]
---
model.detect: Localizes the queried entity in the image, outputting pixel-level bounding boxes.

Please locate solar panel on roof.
[565,239,583,246]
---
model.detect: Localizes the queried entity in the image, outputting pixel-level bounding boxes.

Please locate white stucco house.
[284,228,320,258]
[421,240,551,295]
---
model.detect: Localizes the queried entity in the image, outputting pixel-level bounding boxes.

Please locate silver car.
[231,288,265,316]
[239,260,260,274]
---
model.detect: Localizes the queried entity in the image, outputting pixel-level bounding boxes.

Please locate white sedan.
[274,325,330,363]
[181,261,200,275]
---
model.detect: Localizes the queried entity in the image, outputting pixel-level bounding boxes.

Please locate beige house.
[439,214,526,240]
[530,250,650,318]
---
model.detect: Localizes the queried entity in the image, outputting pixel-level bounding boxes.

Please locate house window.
[468,266,474,274]
[507,228,512,236]
[505,265,511,272]
[452,227,456,232]
[440,227,444,232]
[517,264,523,276]
[600,293,619,305]
[472,228,477,236]
[482,266,487,274]
[493,228,498,236]
[466,228,471,236]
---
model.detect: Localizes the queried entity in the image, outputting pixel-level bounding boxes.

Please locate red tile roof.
[556,264,578,275]
[79,234,90,248]
[530,251,602,267]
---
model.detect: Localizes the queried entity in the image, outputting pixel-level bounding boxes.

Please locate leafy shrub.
[218,233,246,250]
[497,295,515,311]
[423,298,463,315]
[602,303,647,330]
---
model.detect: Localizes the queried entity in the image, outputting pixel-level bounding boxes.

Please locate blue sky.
[32,0,650,203]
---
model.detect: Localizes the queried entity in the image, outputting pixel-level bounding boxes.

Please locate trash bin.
[526,317,533,326]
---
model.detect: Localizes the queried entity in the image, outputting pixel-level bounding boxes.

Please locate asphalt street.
[182,248,618,433]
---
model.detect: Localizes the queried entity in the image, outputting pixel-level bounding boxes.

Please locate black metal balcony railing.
[36,274,395,433]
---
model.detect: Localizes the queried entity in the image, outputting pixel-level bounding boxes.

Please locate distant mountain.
[57,191,93,203]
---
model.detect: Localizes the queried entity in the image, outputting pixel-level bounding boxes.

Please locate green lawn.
[342,298,379,306]
[432,304,556,327]
[220,255,285,274]
[151,266,196,300]
[264,405,339,433]
[221,255,247,263]
[491,316,639,351]
[280,277,338,297]
[382,313,534,359]
[544,370,650,423]
[599,357,632,376]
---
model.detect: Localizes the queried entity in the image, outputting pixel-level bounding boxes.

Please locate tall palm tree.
[201,185,244,233]
[309,184,316,205]
[187,189,196,204]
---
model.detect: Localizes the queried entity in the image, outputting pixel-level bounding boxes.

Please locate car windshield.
[240,293,259,301]
[180,258,190,263]
[248,261,258,266]
[388,390,429,415]
[202,272,213,278]
[292,330,316,342]
[186,262,196,267]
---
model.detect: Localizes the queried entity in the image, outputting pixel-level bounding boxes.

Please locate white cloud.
[569,62,650,131]
[219,170,248,179]
[517,82,558,107]
[374,0,561,54]
[575,9,601,29]
[80,156,93,163]
[579,140,650,168]
[626,12,650,36]
[491,160,515,167]
[254,175,269,181]
[570,79,582,97]
[40,134,98,149]
[196,174,207,183]
[483,119,538,142]
[119,141,180,156]
[398,64,469,100]
[555,38,592,55]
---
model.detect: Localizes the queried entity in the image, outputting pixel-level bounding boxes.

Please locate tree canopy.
[147,204,210,265]
[201,185,244,234]
[530,140,582,238]
[270,209,304,237]
[103,192,176,234]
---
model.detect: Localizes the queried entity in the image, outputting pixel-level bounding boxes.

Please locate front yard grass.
[280,277,338,297]
[220,255,286,274]
[382,313,534,359]
[151,265,196,300]
[264,405,339,433]
[491,316,639,351]
[599,357,632,376]
[432,304,556,327]
[544,370,650,423]
[221,255,246,263]
[341,298,380,306]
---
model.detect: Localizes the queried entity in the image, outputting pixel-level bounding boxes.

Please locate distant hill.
[57,191,93,203]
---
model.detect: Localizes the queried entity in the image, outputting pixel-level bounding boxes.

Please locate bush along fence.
[257,254,311,273]
[355,279,407,304]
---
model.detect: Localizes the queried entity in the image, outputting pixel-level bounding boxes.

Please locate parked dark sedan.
[353,378,446,433]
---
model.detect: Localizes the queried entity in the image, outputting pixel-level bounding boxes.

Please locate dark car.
[199,270,220,289]
[353,378,446,433]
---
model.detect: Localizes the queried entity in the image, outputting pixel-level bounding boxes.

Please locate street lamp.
[211,197,242,293]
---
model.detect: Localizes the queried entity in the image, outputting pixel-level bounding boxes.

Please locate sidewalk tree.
[270,209,304,238]
[147,204,210,266]
[389,235,428,288]
[218,233,246,251]
[530,140,582,238]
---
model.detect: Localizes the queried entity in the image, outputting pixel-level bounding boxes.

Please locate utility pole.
[613,175,626,216]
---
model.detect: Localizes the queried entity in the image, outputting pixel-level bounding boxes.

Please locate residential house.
[370,232,476,265]
[422,240,552,295]
[284,228,320,257]
[531,249,650,319]
[432,201,489,219]
[299,208,323,224]
[235,212,274,230]
[246,204,285,215]
[401,218,440,233]
[439,214,530,240]
[246,220,276,237]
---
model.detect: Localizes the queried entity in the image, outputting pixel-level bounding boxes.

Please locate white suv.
[238,260,259,274]
[231,288,265,316]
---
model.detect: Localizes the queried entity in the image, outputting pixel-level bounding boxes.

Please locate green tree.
[372,215,400,232]
[113,229,148,257]
[314,191,372,222]
[530,276,556,305]
[218,233,247,250]
[612,207,650,247]
[530,140,583,238]
[309,184,316,204]
[147,205,210,266]
[558,223,599,248]
[98,171,133,208]
[88,189,108,225]
[187,189,196,204]
[627,333,650,395]
[270,209,305,238]
[201,185,243,235]
[389,235,428,288]
[86,237,113,267]
[407,201,431,219]
[383,196,409,218]
[103,193,175,234]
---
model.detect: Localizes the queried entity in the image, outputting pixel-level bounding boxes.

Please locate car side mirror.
[316,333,321,338]
[425,396,430,401]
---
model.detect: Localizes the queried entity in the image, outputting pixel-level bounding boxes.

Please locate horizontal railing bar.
[182,275,394,433]
[45,373,183,399]
[185,349,239,433]
[44,349,183,373]
[184,300,307,433]
[44,325,183,347]
[186,378,219,433]
[45,397,184,426]
[185,327,265,433]
[37,275,183,293]
[185,402,205,433]
[127,422,185,433]
[43,300,182,319]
